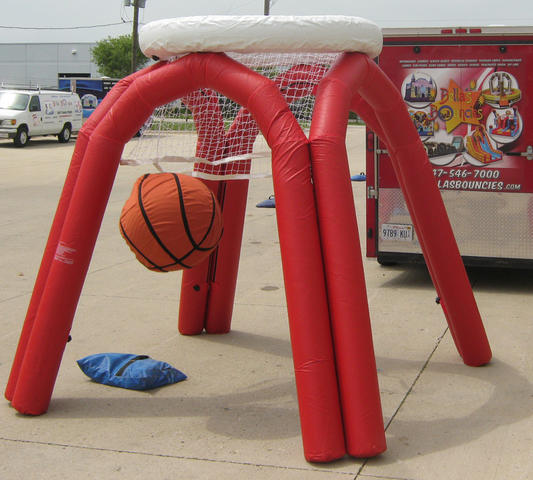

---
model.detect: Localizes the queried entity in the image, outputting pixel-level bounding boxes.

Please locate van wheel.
[14,126,29,147]
[58,124,72,143]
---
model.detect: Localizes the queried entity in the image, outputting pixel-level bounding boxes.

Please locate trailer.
[58,77,119,120]
[366,26,533,268]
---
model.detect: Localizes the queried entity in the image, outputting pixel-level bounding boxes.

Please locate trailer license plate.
[381,223,414,242]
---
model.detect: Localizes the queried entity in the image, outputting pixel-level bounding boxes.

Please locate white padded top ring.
[139,15,383,60]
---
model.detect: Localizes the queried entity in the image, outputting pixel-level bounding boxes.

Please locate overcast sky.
[1,0,533,43]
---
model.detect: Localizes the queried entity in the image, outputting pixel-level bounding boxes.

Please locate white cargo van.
[0,88,82,147]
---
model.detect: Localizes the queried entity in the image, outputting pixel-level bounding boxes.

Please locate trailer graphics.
[400,66,526,181]
[367,28,533,266]
[378,42,532,195]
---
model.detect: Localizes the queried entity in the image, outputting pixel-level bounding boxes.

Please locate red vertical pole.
[202,108,258,333]
[178,91,227,335]
[310,53,386,457]
[178,259,211,334]
[204,179,249,333]
[178,95,255,335]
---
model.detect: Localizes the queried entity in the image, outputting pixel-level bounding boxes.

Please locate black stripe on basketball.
[192,191,222,250]
[119,220,172,272]
[172,174,219,251]
[137,174,191,269]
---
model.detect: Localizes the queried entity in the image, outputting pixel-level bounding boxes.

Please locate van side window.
[29,96,41,112]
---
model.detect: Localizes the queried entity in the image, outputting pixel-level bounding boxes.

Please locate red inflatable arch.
[5,16,491,463]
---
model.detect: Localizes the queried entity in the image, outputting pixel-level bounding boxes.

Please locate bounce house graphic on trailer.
[404,73,437,103]
[410,110,434,136]
[482,71,521,108]
[489,107,521,138]
[465,126,503,164]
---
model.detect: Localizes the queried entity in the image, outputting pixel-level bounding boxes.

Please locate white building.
[0,42,101,88]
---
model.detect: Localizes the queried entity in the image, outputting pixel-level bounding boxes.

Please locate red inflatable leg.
[202,109,257,333]
[178,95,254,335]
[178,260,211,335]
[357,55,491,366]
[11,135,127,415]
[204,179,249,333]
[178,179,249,335]
[349,92,465,359]
[310,53,386,457]
[11,63,169,414]
[5,64,163,402]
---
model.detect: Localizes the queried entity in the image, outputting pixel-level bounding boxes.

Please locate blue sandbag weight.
[77,353,187,390]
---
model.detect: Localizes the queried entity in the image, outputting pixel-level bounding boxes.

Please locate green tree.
[91,34,148,78]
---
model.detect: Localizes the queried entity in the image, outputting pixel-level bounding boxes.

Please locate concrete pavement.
[1,129,532,479]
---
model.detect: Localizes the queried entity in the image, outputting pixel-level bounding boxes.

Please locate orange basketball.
[120,173,223,272]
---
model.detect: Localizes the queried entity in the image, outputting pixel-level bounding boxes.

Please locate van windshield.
[0,92,29,111]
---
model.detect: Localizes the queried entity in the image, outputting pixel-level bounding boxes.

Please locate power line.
[0,22,132,31]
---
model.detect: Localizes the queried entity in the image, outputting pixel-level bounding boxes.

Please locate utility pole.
[124,0,146,74]
[131,0,139,73]
[264,0,270,15]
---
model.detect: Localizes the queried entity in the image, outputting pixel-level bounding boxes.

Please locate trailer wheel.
[58,124,72,143]
[377,257,397,267]
[14,126,29,147]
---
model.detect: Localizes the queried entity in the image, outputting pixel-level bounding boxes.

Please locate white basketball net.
[121,53,348,180]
